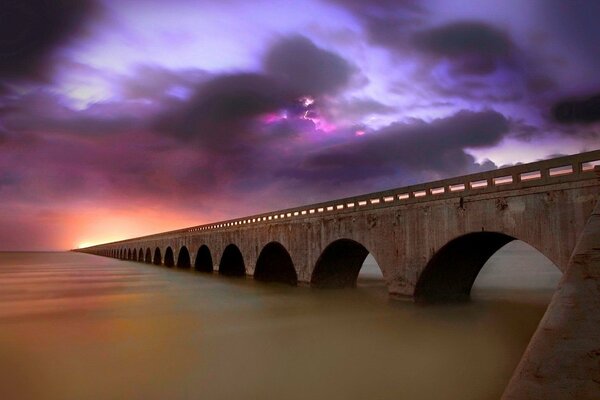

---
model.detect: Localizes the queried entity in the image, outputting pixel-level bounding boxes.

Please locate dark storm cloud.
[412,21,514,75]
[119,65,210,101]
[326,0,425,53]
[543,0,600,72]
[263,35,355,96]
[414,22,512,58]
[285,110,507,183]
[156,35,356,149]
[155,73,297,149]
[552,93,600,125]
[0,0,98,81]
[1,90,141,135]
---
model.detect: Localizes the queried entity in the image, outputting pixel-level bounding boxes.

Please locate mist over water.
[0,243,560,400]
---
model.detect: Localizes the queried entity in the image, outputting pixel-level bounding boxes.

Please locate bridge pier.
[503,197,600,399]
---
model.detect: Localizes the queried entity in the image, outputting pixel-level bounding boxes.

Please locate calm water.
[0,242,560,400]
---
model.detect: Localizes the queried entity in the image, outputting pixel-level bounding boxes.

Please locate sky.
[0,0,599,250]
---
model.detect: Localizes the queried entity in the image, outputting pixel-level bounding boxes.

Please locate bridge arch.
[311,239,375,288]
[254,242,297,285]
[195,245,213,272]
[177,246,191,269]
[145,248,152,263]
[219,244,245,276]
[414,232,519,302]
[138,248,144,262]
[164,247,175,267]
[153,247,162,265]
[132,248,137,261]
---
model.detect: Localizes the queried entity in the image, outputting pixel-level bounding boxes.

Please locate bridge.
[80,150,600,399]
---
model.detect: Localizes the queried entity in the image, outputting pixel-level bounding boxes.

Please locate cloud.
[552,93,600,124]
[326,0,425,53]
[284,110,507,184]
[118,65,210,101]
[0,0,98,82]
[263,35,355,96]
[155,72,297,150]
[155,35,357,150]
[324,97,396,121]
[412,21,514,76]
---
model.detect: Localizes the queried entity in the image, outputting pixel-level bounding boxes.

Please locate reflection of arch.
[414,232,515,302]
[138,248,144,262]
[311,239,372,288]
[255,242,297,285]
[145,248,152,264]
[177,246,191,269]
[153,247,162,266]
[164,247,175,267]
[195,245,213,272]
[219,244,245,276]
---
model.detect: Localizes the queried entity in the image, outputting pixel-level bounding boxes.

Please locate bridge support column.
[503,197,600,399]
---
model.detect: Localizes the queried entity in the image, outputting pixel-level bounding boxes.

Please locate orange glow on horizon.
[68,206,207,250]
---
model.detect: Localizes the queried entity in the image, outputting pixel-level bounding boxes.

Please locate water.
[0,242,560,400]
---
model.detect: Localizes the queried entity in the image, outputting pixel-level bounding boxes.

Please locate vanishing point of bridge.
[80,150,600,399]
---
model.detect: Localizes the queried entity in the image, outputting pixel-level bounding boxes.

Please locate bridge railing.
[89,150,600,247]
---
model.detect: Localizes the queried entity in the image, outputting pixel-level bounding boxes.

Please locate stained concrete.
[502,193,600,399]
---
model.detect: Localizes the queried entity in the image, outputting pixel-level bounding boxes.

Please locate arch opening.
[219,244,245,277]
[127,249,132,260]
[153,247,162,266]
[145,248,152,263]
[176,246,191,268]
[195,245,213,272]
[254,242,297,286]
[311,239,371,288]
[414,232,516,302]
[138,248,144,262]
[132,248,137,261]
[164,247,175,267]
[471,240,562,304]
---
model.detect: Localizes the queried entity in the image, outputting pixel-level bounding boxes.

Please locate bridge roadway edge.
[502,195,600,400]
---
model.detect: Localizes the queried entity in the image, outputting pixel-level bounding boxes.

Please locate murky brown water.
[0,242,560,400]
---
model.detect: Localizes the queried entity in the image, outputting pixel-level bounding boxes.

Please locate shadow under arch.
[177,246,191,268]
[219,244,245,276]
[311,239,373,288]
[414,232,516,302]
[127,249,132,260]
[145,248,152,264]
[195,245,213,272]
[164,247,175,267]
[153,247,162,266]
[138,248,144,262]
[254,242,297,285]
[132,248,137,261]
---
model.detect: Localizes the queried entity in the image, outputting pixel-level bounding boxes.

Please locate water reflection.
[0,245,559,400]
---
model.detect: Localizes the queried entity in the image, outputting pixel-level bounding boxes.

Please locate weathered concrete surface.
[502,195,600,399]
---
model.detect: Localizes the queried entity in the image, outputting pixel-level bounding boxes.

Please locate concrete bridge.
[80,150,600,399]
